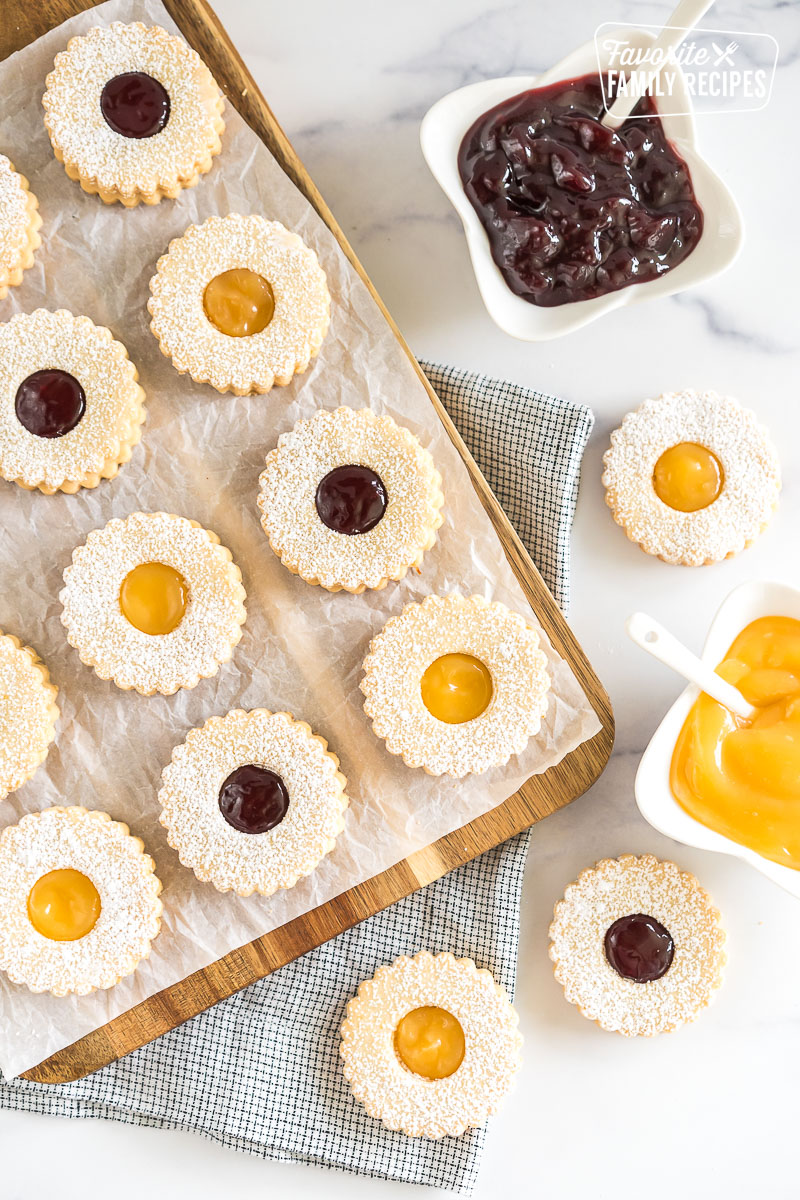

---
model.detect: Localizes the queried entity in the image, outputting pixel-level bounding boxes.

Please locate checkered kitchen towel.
[0,365,593,1194]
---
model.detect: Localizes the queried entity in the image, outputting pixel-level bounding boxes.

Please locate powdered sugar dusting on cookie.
[0,309,146,492]
[0,156,33,264]
[43,22,224,201]
[0,806,162,996]
[158,708,349,897]
[340,951,522,1138]
[60,511,247,695]
[148,213,331,394]
[549,855,726,1037]
[0,633,59,802]
[602,390,781,566]
[258,407,444,592]
[361,594,550,777]
[0,157,41,296]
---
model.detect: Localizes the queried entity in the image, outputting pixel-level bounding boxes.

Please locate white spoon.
[626,611,755,721]
[602,0,716,129]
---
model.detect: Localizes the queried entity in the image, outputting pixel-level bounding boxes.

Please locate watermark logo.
[594,23,779,116]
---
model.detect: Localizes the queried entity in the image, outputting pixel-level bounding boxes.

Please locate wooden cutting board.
[2,0,614,1084]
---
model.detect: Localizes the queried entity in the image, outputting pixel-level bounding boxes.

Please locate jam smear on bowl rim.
[458,73,703,307]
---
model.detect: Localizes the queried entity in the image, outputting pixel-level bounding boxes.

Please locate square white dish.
[420,29,744,341]
[636,579,800,897]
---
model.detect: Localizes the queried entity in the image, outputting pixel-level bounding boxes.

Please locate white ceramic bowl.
[636,579,800,897]
[420,30,744,341]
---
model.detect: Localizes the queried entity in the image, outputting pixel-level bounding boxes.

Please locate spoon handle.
[626,611,755,721]
[602,0,716,129]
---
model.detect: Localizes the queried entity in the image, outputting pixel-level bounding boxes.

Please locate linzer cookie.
[549,855,726,1036]
[158,708,349,897]
[42,22,224,206]
[148,212,331,394]
[257,406,444,592]
[0,155,41,298]
[340,951,522,1138]
[361,593,550,776]
[0,631,59,803]
[0,309,146,494]
[602,390,781,565]
[60,511,247,695]
[0,806,162,996]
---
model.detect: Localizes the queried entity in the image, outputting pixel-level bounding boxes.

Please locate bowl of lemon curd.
[636,580,800,897]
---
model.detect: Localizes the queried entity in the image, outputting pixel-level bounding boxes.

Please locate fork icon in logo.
[712,40,738,65]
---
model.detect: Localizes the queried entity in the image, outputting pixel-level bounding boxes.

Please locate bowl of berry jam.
[421,30,742,340]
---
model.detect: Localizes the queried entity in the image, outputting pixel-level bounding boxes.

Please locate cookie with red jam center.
[549,854,726,1036]
[43,22,224,206]
[158,708,348,897]
[257,406,444,592]
[0,309,146,494]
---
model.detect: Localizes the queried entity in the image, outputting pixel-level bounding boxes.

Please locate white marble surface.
[3,0,800,1195]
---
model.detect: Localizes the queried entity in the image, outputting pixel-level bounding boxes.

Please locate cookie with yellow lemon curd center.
[602,389,781,566]
[0,806,162,997]
[0,631,59,803]
[158,708,349,897]
[257,406,444,593]
[42,22,224,207]
[0,309,146,495]
[148,213,331,395]
[549,855,726,1037]
[340,951,522,1139]
[361,593,550,777]
[60,511,246,696]
[0,155,41,298]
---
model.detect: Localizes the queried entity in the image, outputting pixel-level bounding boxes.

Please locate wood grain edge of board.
[7,0,615,1085]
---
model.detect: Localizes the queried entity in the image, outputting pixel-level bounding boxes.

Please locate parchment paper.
[0,0,600,1080]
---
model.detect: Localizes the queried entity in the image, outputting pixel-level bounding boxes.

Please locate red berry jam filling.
[218,765,290,835]
[604,913,675,982]
[315,465,388,535]
[15,369,86,439]
[100,72,171,139]
[458,74,703,307]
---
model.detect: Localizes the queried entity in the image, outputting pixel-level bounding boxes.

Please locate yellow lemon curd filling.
[120,561,188,636]
[653,442,724,513]
[420,653,493,724]
[671,616,800,869]
[27,869,101,941]
[203,268,275,337]
[394,1006,465,1080]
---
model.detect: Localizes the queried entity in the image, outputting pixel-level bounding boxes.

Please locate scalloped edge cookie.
[60,511,246,695]
[361,593,550,776]
[549,854,726,1036]
[0,631,59,802]
[602,390,781,566]
[42,22,224,206]
[340,950,522,1138]
[158,707,349,897]
[257,406,444,592]
[148,213,330,394]
[0,806,162,996]
[0,156,42,299]
[0,309,146,494]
